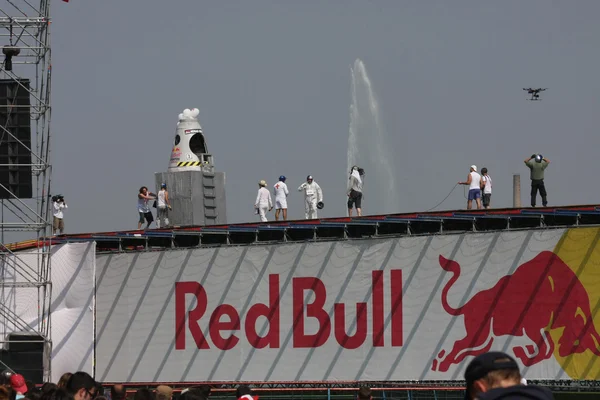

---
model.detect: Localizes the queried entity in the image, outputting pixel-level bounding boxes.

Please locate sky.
[38,0,600,234]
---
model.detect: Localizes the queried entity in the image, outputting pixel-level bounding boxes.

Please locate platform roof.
[5,204,600,253]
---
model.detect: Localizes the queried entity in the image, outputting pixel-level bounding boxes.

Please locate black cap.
[464,352,520,400]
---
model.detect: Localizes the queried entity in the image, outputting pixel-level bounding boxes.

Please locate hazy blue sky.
[48,0,600,234]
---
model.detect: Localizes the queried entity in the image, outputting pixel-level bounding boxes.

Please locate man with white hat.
[255,180,273,222]
[459,165,482,210]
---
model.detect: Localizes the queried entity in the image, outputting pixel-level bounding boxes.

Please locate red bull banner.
[92,227,600,382]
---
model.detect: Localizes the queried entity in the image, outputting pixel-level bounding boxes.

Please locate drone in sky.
[523,88,547,101]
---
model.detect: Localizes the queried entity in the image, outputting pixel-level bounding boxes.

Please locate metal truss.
[0,0,51,381]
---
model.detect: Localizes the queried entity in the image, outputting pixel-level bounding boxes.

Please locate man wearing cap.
[156,183,172,228]
[524,154,550,208]
[255,180,273,222]
[52,194,68,235]
[464,351,553,400]
[459,165,482,210]
[9,374,27,398]
[298,175,323,219]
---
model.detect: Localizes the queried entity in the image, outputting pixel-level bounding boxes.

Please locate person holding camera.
[138,186,156,229]
[347,166,364,217]
[524,154,550,207]
[52,195,68,235]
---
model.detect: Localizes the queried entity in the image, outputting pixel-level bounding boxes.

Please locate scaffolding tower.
[0,0,52,381]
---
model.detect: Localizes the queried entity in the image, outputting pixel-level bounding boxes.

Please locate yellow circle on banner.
[550,227,600,379]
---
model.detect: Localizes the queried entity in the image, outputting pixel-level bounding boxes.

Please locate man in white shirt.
[273,175,289,221]
[138,186,156,229]
[481,167,492,209]
[255,180,273,222]
[156,183,172,228]
[298,175,323,219]
[52,194,68,235]
[458,165,482,210]
[347,166,364,217]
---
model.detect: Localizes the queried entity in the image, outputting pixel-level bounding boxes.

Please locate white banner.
[0,242,95,383]
[93,227,600,382]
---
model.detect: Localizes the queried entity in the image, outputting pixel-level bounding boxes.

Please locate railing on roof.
[7,205,600,253]
[104,378,600,398]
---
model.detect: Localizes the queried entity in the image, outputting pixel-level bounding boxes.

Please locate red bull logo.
[432,239,600,376]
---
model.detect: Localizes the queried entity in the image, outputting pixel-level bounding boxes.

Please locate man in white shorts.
[273,175,289,221]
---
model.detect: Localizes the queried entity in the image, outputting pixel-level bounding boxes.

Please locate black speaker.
[0,333,45,383]
[0,79,32,199]
[7,333,44,352]
[0,350,44,383]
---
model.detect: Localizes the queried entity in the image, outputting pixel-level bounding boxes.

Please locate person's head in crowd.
[155,386,172,400]
[0,370,12,387]
[25,382,36,395]
[197,386,210,400]
[57,374,72,390]
[358,387,372,400]
[133,389,154,400]
[464,351,554,400]
[41,384,57,395]
[179,389,205,400]
[464,352,521,399]
[9,374,27,396]
[110,385,125,400]
[65,372,97,400]
[95,397,107,400]
[93,385,103,400]
[0,386,11,400]
[40,388,74,400]
[235,386,255,400]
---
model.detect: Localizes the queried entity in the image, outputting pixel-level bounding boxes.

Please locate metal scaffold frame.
[0,0,52,381]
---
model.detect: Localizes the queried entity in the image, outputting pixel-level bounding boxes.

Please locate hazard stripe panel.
[177,161,202,167]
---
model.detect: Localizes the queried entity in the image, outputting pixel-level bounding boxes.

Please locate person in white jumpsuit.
[273,175,289,221]
[298,175,323,219]
[255,180,273,222]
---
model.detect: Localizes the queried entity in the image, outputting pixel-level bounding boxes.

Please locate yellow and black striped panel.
[177,161,202,167]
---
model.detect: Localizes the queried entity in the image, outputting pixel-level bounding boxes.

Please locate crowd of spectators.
[0,351,555,400]
[0,371,218,400]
